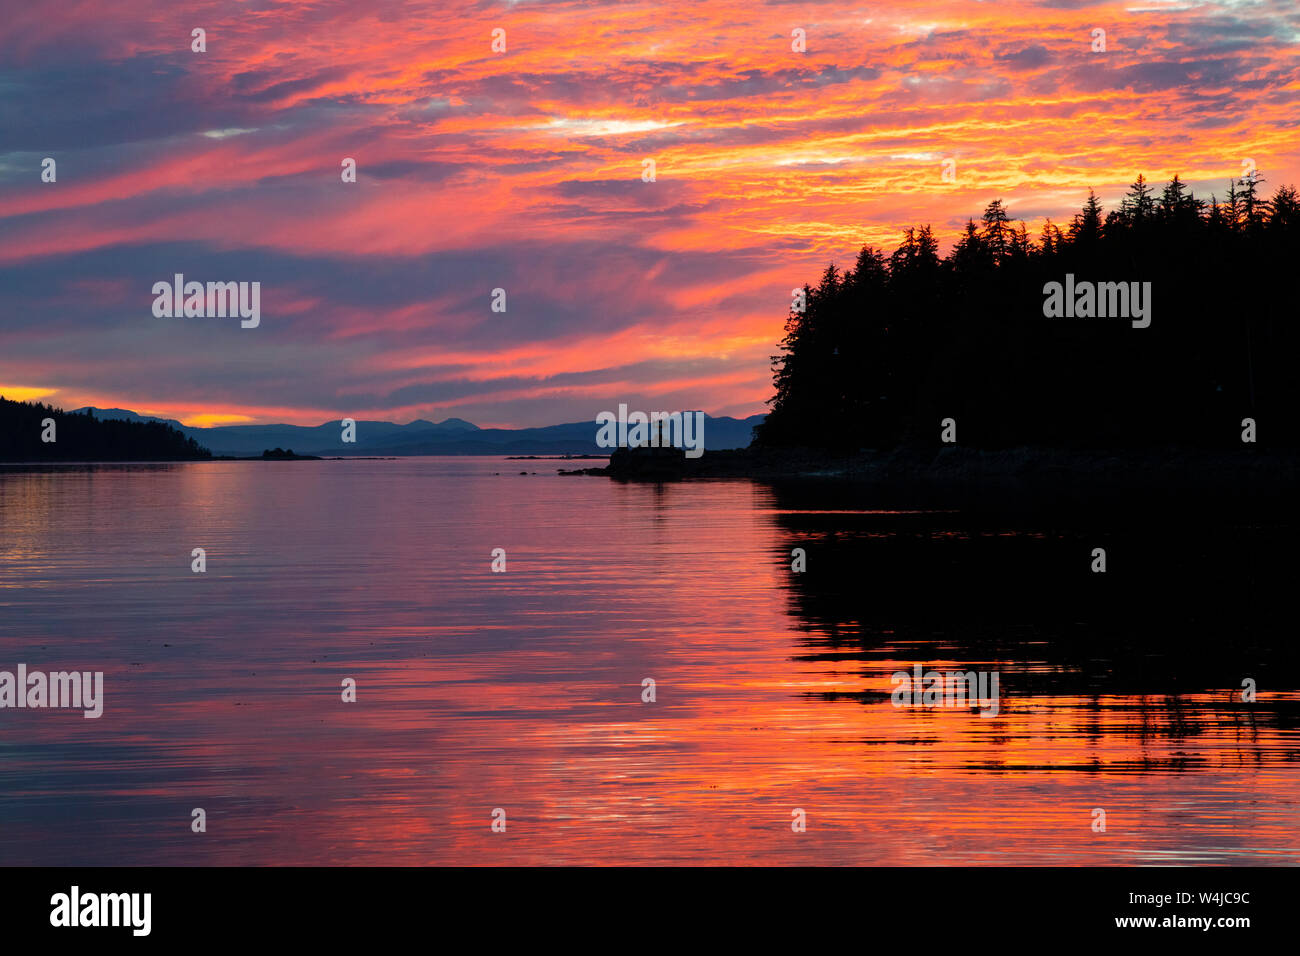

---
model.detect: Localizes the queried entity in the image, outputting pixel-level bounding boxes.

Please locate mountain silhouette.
[65,408,764,457]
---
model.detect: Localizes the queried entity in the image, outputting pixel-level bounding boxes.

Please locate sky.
[2,0,1298,428]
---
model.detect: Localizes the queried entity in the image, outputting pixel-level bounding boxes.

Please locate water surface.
[0,458,1296,865]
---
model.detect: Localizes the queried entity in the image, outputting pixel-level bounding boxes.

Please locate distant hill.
[1,397,212,461]
[69,408,765,456]
[72,407,188,431]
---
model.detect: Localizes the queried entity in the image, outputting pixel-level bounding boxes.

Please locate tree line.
[0,397,212,460]
[756,174,1300,450]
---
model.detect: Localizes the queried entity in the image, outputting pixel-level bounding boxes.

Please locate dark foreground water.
[0,458,1296,865]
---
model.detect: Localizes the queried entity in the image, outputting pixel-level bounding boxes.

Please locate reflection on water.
[0,459,1296,865]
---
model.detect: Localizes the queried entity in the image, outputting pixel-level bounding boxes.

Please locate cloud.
[2,0,1298,425]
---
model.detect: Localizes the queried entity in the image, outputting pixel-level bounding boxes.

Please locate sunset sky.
[2,0,1298,428]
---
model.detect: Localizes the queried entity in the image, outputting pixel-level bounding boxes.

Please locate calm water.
[0,458,1296,865]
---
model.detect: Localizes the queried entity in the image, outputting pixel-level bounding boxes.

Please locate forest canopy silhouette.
[0,397,211,461]
[756,175,1299,451]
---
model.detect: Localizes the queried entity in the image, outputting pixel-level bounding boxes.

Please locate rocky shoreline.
[561,444,1297,503]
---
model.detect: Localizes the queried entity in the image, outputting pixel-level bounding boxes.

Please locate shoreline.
[560,444,1299,501]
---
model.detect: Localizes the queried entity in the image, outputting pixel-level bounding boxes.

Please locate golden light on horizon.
[180,413,257,428]
[0,386,58,402]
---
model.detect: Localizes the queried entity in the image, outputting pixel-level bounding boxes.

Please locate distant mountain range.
[72,407,765,456]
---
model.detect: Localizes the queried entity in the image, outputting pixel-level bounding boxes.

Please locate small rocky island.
[255,447,321,460]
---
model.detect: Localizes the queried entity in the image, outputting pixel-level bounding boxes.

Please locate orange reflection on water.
[0,460,1296,865]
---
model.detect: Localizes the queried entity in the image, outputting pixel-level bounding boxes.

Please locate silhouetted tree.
[981,199,1012,266]
[1066,189,1103,252]
[1120,174,1156,226]
[1038,219,1062,256]
[1239,172,1269,232]
[949,219,989,276]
